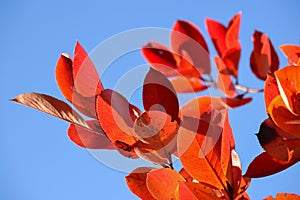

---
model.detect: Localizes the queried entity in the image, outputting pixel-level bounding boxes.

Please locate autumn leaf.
[171,20,210,75]
[146,168,185,200]
[143,68,179,121]
[177,182,220,200]
[68,120,116,149]
[73,41,103,97]
[250,30,279,80]
[264,74,280,113]
[170,76,208,93]
[12,92,88,128]
[96,89,139,149]
[280,44,300,66]
[268,95,300,138]
[275,65,300,116]
[221,96,252,108]
[125,167,156,200]
[142,42,179,76]
[206,12,241,78]
[264,193,300,200]
[245,152,298,178]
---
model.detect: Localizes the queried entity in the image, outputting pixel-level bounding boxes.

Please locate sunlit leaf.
[222,47,241,78]
[142,42,179,76]
[177,182,219,200]
[171,76,208,93]
[264,193,300,200]
[143,68,179,121]
[264,74,280,113]
[216,70,237,98]
[73,41,103,97]
[96,89,139,149]
[12,92,88,128]
[146,168,185,200]
[280,44,300,66]
[68,120,115,149]
[275,65,300,115]
[171,20,211,75]
[244,152,298,178]
[250,30,279,80]
[268,95,300,138]
[125,167,156,200]
[221,97,252,108]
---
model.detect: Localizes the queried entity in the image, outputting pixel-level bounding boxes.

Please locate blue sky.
[1,1,300,199]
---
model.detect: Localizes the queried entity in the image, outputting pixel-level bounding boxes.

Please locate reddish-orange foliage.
[12,12,300,200]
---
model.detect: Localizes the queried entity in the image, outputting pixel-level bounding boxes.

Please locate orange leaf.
[96,89,139,149]
[55,53,74,102]
[171,20,210,75]
[264,193,300,200]
[245,152,298,178]
[68,120,115,149]
[216,62,237,98]
[177,109,232,192]
[142,42,179,76]
[146,168,185,200]
[177,182,219,200]
[275,65,300,115]
[143,68,179,121]
[73,41,104,97]
[171,76,208,93]
[268,95,300,138]
[256,118,295,161]
[206,13,241,78]
[250,30,279,80]
[125,167,156,200]
[12,92,88,128]
[264,74,280,113]
[280,44,300,66]
[221,97,252,108]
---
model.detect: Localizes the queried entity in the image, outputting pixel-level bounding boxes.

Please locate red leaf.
[142,42,179,76]
[221,97,252,108]
[96,89,139,149]
[280,44,300,66]
[68,120,116,149]
[125,167,156,200]
[171,76,208,93]
[264,193,300,200]
[226,12,241,50]
[73,41,104,97]
[250,30,279,80]
[178,182,219,200]
[245,152,298,178]
[55,53,74,102]
[268,95,300,138]
[146,168,185,200]
[143,68,179,121]
[171,20,210,75]
[12,92,88,128]
[275,65,300,115]
[222,47,241,78]
[264,74,280,113]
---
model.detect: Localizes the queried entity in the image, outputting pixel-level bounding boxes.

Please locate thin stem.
[235,84,264,93]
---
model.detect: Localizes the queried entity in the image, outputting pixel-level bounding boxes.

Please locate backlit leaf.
[73,41,104,97]
[68,120,115,149]
[264,74,280,113]
[280,44,300,66]
[275,65,300,115]
[264,193,300,200]
[250,30,279,80]
[221,97,252,108]
[177,182,219,200]
[268,95,300,138]
[171,76,208,93]
[244,152,298,178]
[143,68,179,121]
[142,42,179,76]
[171,20,210,75]
[12,92,88,128]
[96,89,139,149]
[125,167,156,200]
[146,168,185,200]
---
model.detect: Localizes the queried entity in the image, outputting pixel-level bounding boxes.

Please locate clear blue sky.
[1,1,300,199]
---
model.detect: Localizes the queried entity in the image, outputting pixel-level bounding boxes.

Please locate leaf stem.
[235,84,264,93]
